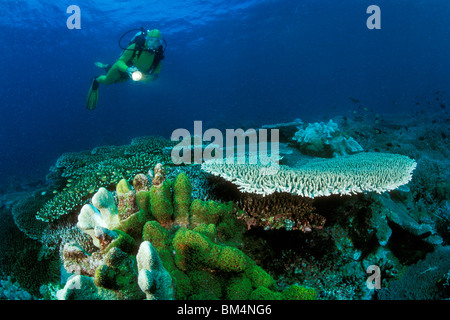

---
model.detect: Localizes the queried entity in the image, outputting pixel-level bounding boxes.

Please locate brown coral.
[150,163,165,187]
[117,190,139,221]
[236,192,325,232]
[133,174,150,192]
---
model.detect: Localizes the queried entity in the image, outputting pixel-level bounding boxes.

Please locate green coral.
[117,189,152,240]
[250,286,282,300]
[190,199,233,226]
[226,276,253,300]
[117,208,149,240]
[171,269,193,300]
[192,223,216,240]
[245,265,276,289]
[63,168,318,300]
[188,270,222,300]
[212,246,250,272]
[93,247,144,299]
[282,284,318,300]
[104,229,136,254]
[172,228,252,273]
[150,180,174,227]
[142,220,171,250]
[173,172,192,226]
[173,229,211,271]
[136,190,151,214]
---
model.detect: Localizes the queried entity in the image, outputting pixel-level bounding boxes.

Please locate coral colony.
[1,116,449,300]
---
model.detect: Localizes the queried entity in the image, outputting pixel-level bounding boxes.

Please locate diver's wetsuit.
[96,43,162,85]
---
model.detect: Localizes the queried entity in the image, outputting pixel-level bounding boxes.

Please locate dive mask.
[146,36,162,50]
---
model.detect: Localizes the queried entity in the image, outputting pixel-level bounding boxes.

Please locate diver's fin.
[86,78,100,110]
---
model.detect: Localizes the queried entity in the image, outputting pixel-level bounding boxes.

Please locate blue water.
[1,0,449,184]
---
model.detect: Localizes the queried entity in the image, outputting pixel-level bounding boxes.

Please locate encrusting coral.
[58,163,317,300]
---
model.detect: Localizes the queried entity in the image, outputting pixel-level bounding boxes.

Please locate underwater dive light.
[131,70,144,81]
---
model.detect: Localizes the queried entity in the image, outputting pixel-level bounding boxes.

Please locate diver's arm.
[116,44,135,73]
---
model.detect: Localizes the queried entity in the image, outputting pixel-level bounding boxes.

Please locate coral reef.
[3,106,447,301]
[0,277,33,300]
[11,190,50,240]
[292,119,363,157]
[378,246,450,300]
[369,192,442,246]
[0,205,60,297]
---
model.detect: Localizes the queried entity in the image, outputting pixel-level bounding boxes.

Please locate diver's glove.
[126,66,139,78]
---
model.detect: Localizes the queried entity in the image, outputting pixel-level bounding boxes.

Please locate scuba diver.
[86,28,166,110]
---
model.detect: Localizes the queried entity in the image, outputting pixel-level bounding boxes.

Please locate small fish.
[349,97,360,104]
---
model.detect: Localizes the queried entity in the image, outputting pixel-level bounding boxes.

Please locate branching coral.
[236,192,325,232]
[36,136,175,222]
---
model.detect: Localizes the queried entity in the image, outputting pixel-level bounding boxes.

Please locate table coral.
[201,152,417,198]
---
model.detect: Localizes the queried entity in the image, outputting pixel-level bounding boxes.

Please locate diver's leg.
[96,64,125,85]
[87,64,127,110]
